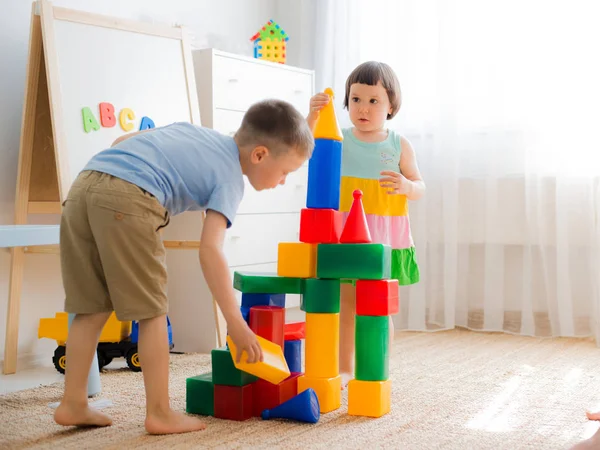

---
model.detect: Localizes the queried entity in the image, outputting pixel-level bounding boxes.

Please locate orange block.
[348,379,391,418]
[277,242,317,278]
[313,88,343,141]
[298,374,341,413]
[227,335,290,384]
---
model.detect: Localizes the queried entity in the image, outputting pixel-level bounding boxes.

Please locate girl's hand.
[379,170,413,195]
[309,92,330,114]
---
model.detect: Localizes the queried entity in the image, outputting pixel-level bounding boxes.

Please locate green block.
[233,271,303,294]
[316,244,392,280]
[186,372,214,416]
[301,278,340,313]
[355,315,389,381]
[211,347,258,386]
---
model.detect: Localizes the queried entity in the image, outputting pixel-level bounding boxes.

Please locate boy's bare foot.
[145,409,206,435]
[586,411,600,421]
[340,372,353,390]
[54,402,113,428]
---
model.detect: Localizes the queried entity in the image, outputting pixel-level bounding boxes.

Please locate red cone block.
[340,190,372,244]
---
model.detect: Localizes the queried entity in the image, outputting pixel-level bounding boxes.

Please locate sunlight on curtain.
[313,0,600,339]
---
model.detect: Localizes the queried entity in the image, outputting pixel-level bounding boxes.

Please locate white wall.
[0,0,281,370]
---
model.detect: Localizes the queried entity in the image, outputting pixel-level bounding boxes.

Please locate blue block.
[240,306,250,323]
[241,293,285,308]
[306,139,342,210]
[284,339,302,373]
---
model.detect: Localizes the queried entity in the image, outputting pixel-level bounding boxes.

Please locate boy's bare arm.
[198,210,262,363]
[111,129,152,147]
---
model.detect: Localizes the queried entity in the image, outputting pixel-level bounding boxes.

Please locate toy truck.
[38,312,173,374]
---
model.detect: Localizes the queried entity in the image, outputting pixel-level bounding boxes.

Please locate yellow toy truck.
[38,312,173,374]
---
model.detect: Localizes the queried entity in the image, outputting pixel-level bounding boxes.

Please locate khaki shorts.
[60,170,170,321]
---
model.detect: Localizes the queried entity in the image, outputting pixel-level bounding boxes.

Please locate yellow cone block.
[305,313,339,378]
[277,242,317,278]
[348,379,392,418]
[226,335,290,384]
[313,87,343,141]
[298,374,341,413]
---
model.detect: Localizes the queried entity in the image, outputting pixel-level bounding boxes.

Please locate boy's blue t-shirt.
[83,122,244,227]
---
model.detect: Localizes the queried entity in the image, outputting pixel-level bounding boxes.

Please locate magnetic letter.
[99,102,116,128]
[139,116,155,130]
[119,108,135,131]
[82,107,100,133]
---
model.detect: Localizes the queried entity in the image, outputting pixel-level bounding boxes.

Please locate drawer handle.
[230,234,241,240]
[228,78,239,83]
[293,89,304,94]
[295,183,304,189]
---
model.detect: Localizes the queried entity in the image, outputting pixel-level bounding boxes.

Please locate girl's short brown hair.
[343,61,401,120]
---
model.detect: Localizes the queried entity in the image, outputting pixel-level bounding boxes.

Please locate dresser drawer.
[238,165,308,214]
[213,55,313,114]
[212,109,245,136]
[224,213,300,267]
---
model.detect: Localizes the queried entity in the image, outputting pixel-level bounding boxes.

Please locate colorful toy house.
[250,19,289,64]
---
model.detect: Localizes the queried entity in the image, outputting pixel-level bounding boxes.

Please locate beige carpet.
[2,329,600,449]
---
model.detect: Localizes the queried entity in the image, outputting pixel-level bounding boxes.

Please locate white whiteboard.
[41,2,200,198]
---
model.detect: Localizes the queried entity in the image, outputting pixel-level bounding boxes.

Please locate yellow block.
[298,374,341,413]
[340,176,408,216]
[305,313,339,378]
[277,242,317,278]
[227,335,290,384]
[348,379,391,418]
[313,88,343,141]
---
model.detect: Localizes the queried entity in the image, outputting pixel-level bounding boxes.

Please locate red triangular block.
[340,190,372,243]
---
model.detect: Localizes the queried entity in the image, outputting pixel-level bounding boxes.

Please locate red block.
[284,322,305,340]
[249,306,285,348]
[356,279,399,316]
[214,384,253,421]
[340,190,372,244]
[299,208,344,244]
[252,372,301,417]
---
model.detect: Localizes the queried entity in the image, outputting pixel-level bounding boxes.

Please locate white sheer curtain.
[312,0,600,339]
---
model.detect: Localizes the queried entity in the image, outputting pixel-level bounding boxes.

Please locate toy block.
[340,190,372,243]
[355,279,399,316]
[240,305,250,324]
[214,384,253,421]
[348,379,391,418]
[284,322,305,340]
[355,315,389,381]
[227,335,290,384]
[305,313,339,378]
[186,372,214,416]
[301,278,340,313]
[241,292,285,308]
[313,88,343,141]
[299,208,343,244]
[233,271,303,294]
[306,139,342,210]
[262,388,320,423]
[252,372,300,417]
[284,339,302,373]
[317,244,392,280]
[277,243,317,278]
[211,347,258,386]
[298,374,341,413]
[249,306,285,348]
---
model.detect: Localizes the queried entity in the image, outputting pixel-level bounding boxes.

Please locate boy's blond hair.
[235,99,314,158]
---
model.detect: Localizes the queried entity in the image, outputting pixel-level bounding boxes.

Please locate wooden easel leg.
[3,248,25,374]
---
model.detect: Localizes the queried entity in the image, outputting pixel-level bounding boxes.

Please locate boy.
[53,99,314,434]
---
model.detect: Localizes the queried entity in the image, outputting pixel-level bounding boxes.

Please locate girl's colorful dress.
[339,128,420,285]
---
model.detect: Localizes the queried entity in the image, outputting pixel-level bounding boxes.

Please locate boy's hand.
[379,170,413,195]
[228,318,263,364]
[309,92,331,114]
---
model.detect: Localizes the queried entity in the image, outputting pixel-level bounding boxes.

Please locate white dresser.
[166,49,313,353]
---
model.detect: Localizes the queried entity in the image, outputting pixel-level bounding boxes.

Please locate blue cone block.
[261,388,320,423]
[284,339,302,373]
[241,293,286,308]
[306,139,342,210]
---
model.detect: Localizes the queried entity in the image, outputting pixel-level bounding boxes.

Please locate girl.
[307,61,425,386]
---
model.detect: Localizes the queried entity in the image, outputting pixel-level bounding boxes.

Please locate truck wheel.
[97,350,109,369]
[53,346,66,374]
[126,348,142,372]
